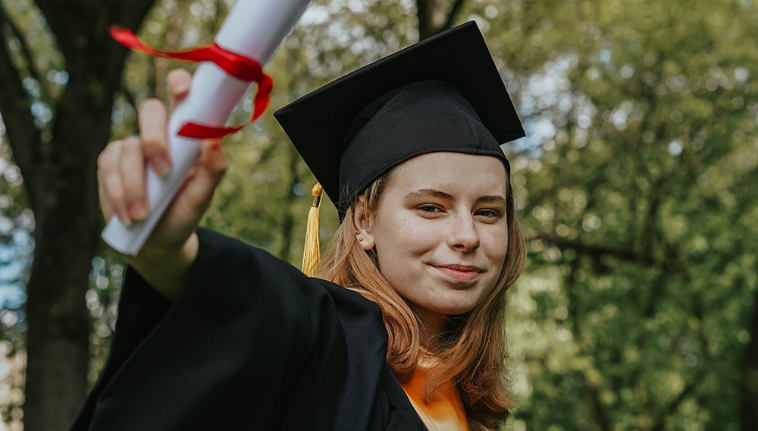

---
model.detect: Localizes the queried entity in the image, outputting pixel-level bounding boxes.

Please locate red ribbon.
[110,25,273,139]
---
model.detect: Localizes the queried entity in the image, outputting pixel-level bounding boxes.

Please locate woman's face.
[356,152,509,322]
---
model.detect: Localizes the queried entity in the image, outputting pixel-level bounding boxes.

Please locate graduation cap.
[273,21,524,275]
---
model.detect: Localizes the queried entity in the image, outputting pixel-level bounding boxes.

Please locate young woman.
[73,23,526,431]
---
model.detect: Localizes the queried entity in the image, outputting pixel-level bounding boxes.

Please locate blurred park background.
[0,0,756,429]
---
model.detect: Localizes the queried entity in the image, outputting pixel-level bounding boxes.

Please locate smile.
[433,265,483,283]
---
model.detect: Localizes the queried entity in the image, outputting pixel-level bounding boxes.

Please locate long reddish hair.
[318,168,526,430]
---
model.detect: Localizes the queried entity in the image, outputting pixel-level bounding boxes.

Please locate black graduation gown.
[70,229,426,431]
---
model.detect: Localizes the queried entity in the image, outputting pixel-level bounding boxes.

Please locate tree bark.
[415,0,467,40]
[741,281,758,430]
[0,1,157,429]
[0,0,468,428]
[23,76,117,431]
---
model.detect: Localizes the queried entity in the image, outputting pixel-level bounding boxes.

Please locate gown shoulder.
[71,228,424,431]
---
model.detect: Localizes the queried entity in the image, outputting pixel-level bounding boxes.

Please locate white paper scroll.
[102,0,312,256]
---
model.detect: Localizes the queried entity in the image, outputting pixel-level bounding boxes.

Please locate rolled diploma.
[102,0,312,256]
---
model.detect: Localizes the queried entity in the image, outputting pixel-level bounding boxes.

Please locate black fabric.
[70,229,425,431]
[339,81,508,213]
[274,21,524,219]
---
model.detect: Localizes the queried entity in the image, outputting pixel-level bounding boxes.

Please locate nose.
[449,212,480,252]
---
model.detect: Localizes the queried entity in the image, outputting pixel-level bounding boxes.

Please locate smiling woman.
[366,153,509,319]
[320,152,525,430]
[74,21,526,431]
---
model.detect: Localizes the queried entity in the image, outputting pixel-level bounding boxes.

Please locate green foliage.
[108,0,758,429]
[3,0,756,428]
[462,0,758,429]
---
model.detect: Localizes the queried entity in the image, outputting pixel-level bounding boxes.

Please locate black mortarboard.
[274,21,524,220]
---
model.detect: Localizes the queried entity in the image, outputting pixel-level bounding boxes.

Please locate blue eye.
[418,205,442,214]
[476,209,500,218]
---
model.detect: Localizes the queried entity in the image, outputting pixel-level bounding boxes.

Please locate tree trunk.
[23,80,114,430]
[741,283,758,430]
[0,1,469,428]
[415,0,467,40]
[0,1,157,428]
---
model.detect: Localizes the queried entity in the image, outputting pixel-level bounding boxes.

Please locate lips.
[434,264,483,283]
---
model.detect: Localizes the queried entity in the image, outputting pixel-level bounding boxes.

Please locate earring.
[355,232,364,242]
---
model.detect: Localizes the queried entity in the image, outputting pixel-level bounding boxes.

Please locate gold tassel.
[302,183,323,277]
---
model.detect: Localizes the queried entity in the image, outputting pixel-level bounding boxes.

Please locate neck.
[413,306,447,350]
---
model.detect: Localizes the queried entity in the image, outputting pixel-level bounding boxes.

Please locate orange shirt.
[400,367,473,431]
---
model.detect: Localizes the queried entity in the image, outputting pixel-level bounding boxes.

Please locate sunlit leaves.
[486,0,758,429]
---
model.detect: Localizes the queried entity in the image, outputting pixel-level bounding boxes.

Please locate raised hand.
[97,69,228,300]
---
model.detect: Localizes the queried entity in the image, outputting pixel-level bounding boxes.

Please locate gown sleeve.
[70,228,350,431]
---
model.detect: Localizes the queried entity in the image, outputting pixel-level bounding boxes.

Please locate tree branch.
[650,373,701,431]
[0,12,41,201]
[588,383,612,431]
[442,0,467,32]
[416,0,467,40]
[647,296,710,431]
[526,233,646,263]
[741,261,758,430]
[562,260,612,431]
[640,175,667,262]
[34,0,157,73]
[0,5,43,87]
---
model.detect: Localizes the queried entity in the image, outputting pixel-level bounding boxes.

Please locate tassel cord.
[302,183,323,277]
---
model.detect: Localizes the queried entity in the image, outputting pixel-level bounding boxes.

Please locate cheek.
[375,215,436,257]
[483,226,509,270]
[372,216,439,288]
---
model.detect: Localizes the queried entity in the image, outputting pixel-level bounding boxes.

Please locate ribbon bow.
[110,25,273,139]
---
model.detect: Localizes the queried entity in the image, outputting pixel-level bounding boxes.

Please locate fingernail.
[118,210,132,227]
[151,155,171,175]
[130,201,148,220]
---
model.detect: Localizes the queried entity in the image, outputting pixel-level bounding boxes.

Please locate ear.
[351,199,376,251]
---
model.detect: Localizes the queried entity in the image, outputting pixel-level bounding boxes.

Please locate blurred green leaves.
[1,0,754,429]
[480,0,758,429]
[111,0,758,429]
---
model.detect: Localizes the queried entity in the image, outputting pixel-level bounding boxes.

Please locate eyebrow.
[405,189,455,201]
[404,189,506,205]
[476,195,507,205]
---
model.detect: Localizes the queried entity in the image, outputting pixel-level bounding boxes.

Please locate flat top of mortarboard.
[274,21,524,213]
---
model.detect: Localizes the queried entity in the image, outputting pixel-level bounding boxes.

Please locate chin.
[427,298,479,316]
